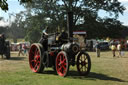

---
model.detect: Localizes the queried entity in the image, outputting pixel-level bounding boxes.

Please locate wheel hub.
[81,61,86,66]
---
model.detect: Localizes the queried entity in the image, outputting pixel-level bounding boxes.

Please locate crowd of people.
[17,43,29,57]
[111,42,123,57]
[95,41,124,58]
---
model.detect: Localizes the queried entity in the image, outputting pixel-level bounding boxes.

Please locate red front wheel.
[29,43,44,73]
[56,51,69,77]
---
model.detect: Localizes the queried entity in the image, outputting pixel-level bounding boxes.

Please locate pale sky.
[0,0,128,26]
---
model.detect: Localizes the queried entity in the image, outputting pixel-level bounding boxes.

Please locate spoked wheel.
[56,51,69,77]
[77,51,91,76]
[29,43,44,73]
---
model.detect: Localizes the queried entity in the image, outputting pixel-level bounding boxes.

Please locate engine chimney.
[67,12,73,42]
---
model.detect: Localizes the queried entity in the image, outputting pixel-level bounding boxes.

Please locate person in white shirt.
[117,42,122,57]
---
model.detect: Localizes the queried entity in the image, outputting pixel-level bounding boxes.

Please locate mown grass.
[0,51,128,85]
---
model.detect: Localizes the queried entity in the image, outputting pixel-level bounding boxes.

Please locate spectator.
[26,44,30,56]
[18,44,24,56]
[90,40,93,51]
[117,42,122,57]
[23,44,27,56]
[95,42,100,57]
[111,43,116,57]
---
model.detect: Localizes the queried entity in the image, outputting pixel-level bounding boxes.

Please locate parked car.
[94,42,110,51]
[99,42,110,50]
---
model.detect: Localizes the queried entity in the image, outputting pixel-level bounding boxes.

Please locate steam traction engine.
[28,12,91,77]
[0,34,10,59]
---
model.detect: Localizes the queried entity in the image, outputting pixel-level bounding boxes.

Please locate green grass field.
[0,51,128,85]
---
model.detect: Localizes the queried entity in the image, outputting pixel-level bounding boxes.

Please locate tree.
[0,17,8,37]
[122,26,128,39]
[8,12,26,43]
[25,28,41,43]
[0,17,3,20]
[0,26,7,34]
[23,0,125,24]
[0,0,32,11]
[22,0,125,40]
[1,0,124,42]
[103,18,123,38]
[0,0,126,40]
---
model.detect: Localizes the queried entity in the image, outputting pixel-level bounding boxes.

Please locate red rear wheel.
[29,43,44,73]
[56,51,69,77]
[77,52,91,76]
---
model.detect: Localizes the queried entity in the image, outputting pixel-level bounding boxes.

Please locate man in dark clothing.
[0,34,5,58]
[95,42,101,57]
[56,29,68,46]
[39,27,49,51]
[0,34,6,53]
[60,30,68,43]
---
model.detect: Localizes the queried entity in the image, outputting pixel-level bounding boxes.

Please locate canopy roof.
[73,31,86,35]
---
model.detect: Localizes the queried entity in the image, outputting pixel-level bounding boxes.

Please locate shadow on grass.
[43,71,56,75]
[67,71,127,82]
[39,70,127,82]
[9,57,26,61]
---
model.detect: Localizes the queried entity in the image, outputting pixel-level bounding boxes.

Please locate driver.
[58,29,68,44]
[39,27,49,51]
[43,27,48,36]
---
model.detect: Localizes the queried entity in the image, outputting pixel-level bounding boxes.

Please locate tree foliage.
[0,0,32,11]
[21,0,125,41]
[0,0,126,43]
[0,26,7,34]
[7,12,26,43]
[80,17,124,39]
[23,0,125,24]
